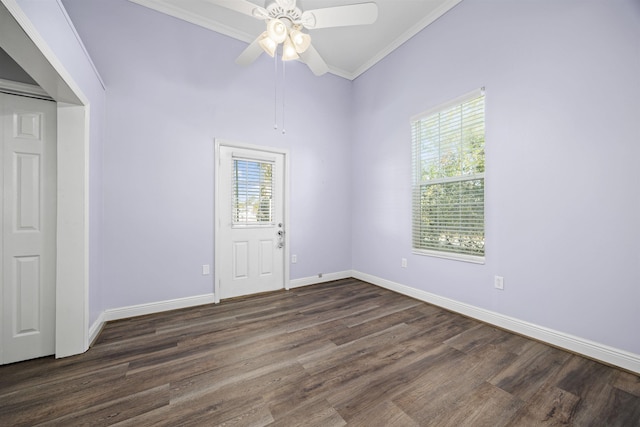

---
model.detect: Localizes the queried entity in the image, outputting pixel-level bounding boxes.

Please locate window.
[232,158,274,225]
[411,89,485,262]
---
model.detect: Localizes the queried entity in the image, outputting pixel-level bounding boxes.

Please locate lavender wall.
[352,0,640,354]
[15,0,106,326]
[62,0,353,309]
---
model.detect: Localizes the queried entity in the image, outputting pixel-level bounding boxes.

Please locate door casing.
[214,139,290,303]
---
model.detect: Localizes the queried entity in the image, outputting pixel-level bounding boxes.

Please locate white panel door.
[1,93,56,364]
[217,145,285,300]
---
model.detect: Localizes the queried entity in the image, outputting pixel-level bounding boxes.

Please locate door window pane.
[232,159,273,225]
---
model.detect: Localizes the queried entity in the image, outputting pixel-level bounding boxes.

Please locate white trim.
[1,0,86,105]
[411,87,483,122]
[127,0,256,44]
[283,150,291,290]
[88,294,216,344]
[103,294,216,322]
[55,103,90,357]
[88,272,350,343]
[412,249,485,265]
[84,271,640,374]
[352,270,640,374]
[0,78,52,100]
[127,0,462,81]
[349,0,463,80]
[214,138,290,303]
[88,311,106,346]
[289,270,353,289]
[53,0,105,90]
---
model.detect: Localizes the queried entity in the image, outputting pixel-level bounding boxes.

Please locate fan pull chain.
[281,59,286,135]
[273,52,278,130]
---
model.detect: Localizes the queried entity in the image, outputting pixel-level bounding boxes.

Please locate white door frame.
[1,0,90,358]
[214,139,290,304]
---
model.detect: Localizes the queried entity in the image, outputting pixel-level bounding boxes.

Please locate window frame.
[410,88,486,264]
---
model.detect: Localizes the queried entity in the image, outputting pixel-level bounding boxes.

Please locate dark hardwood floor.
[1,278,639,426]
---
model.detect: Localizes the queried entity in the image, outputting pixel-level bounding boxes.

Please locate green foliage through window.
[233,159,273,225]
[411,91,485,259]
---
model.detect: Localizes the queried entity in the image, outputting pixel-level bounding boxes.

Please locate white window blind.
[411,89,485,262]
[232,158,274,225]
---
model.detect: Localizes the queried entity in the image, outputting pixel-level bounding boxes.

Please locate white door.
[0,93,56,364]
[216,144,286,300]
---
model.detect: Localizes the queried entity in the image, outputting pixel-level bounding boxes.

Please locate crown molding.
[350,0,462,80]
[128,0,256,44]
[127,0,462,80]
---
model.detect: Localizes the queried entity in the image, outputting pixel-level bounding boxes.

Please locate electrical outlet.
[401,258,407,268]
[292,254,297,264]
[494,275,504,290]
[202,264,210,275]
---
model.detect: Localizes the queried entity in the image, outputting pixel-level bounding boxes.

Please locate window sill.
[412,249,485,264]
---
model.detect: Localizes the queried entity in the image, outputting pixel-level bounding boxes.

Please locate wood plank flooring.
[1,278,639,426]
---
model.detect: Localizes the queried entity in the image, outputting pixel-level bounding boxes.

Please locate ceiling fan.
[208,0,379,76]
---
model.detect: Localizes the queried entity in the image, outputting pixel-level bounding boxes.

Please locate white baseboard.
[352,270,640,375]
[85,273,640,374]
[88,311,106,347]
[103,293,216,322]
[89,271,352,342]
[88,293,215,345]
[289,270,352,289]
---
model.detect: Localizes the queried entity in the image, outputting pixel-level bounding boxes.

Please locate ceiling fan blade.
[236,37,264,66]
[301,2,378,29]
[205,0,268,19]
[299,44,329,76]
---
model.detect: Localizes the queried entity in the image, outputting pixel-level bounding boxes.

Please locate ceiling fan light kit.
[282,37,299,61]
[263,18,305,60]
[266,18,288,43]
[289,28,311,54]
[258,31,277,57]
[210,0,379,76]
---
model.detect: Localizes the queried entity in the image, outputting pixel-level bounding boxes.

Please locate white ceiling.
[128,0,462,80]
